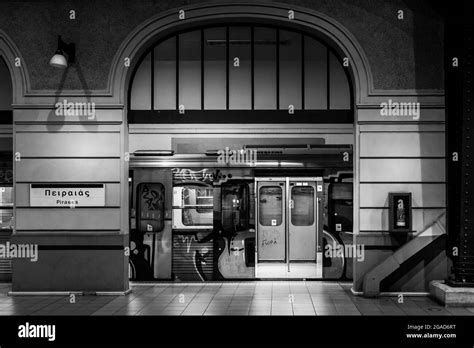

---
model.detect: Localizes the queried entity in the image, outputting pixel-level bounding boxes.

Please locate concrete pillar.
[11,107,129,293]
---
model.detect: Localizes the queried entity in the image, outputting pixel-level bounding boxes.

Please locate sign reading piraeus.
[30,184,105,207]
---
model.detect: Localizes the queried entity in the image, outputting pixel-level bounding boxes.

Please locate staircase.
[363,213,446,297]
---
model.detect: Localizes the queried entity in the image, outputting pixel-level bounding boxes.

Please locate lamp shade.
[49,51,68,68]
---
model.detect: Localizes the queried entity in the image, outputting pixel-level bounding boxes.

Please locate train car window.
[181,186,213,226]
[259,186,283,226]
[245,238,255,267]
[0,154,13,281]
[0,186,13,229]
[221,183,249,232]
[329,183,353,232]
[248,182,256,227]
[291,186,315,226]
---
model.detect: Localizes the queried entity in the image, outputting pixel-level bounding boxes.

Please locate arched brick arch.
[0,29,29,105]
[109,2,373,108]
[108,2,372,288]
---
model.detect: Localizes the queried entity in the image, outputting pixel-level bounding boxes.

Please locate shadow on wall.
[397,0,447,287]
[358,1,447,294]
[405,0,445,225]
[402,0,445,90]
[381,234,447,292]
[47,59,98,133]
[407,0,447,275]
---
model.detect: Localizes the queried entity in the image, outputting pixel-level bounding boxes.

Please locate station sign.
[30,184,105,207]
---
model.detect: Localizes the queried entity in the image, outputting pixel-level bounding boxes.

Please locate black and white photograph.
[0,0,473,346]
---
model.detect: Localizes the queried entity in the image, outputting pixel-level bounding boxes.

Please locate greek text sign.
[30,184,105,207]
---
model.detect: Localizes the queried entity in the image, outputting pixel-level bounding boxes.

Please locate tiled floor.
[0,281,473,316]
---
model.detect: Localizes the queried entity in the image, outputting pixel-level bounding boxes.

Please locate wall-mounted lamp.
[49,35,75,69]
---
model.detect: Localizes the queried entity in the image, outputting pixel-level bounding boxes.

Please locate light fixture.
[207,39,290,46]
[133,150,175,156]
[49,35,75,69]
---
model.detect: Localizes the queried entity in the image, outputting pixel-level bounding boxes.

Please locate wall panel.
[360,183,445,208]
[360,132,444,157]
[14,109,122,124]
[15,208,121,230]
[359,208,445,232]
[16,159,121,182]
[16,132,121,157]
[360,158,445,182]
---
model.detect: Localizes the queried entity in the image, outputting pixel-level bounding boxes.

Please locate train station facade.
[0,1,459,300]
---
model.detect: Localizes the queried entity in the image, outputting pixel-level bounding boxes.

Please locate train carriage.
[128,144,353,281]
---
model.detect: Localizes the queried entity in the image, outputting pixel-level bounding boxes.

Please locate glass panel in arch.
[154,37,176,110]
[204,28,226,110]
[229,27,251,110]
[254,27,277,110]
[329,51,351,109]
[130,52,151,110]
[179,30,201,110]
[0,58,12,110]
[279,30,302,110]
[304,37,327,110]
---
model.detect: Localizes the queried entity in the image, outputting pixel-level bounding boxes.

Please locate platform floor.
[1,282,474,316]
[256,262,321,278]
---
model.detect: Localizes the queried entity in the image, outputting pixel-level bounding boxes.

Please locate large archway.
[109,3,372,106]
[127,23,353,124]
[0,29,28,105]
[112,3,371,282]
[0,30,24,282]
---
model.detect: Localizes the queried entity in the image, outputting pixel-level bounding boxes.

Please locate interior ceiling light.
[207,39,290,46]
[49,35,75,69]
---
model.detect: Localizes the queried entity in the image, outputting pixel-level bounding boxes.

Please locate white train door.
[255,177,323,279]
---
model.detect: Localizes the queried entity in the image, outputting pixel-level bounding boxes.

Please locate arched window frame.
[128,23,354,124]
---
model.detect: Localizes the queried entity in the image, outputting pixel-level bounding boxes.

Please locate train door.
[289,181,318,261]
[255,177,323,279]
[256,180,286,262]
